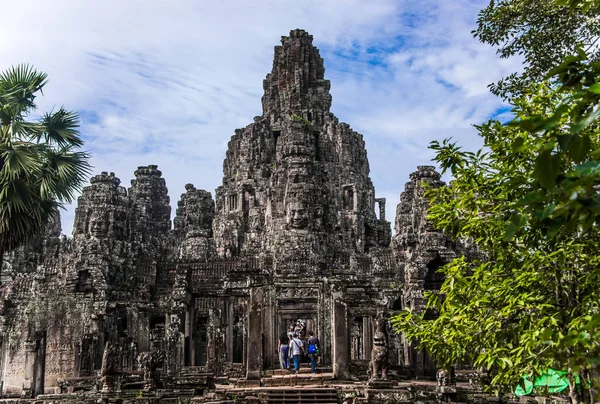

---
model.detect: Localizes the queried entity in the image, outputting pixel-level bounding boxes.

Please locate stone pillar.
[320,286,330,366]
[363,316,373,360]
[166,313,183,374]
[185,304,195,366]
[136,312,150,352]
[246,288,263,380]
[23,340,37,394]
[332,300,350,379]
[226,301,233,363]
[375,198,386,221]
[263,287,274,369]
[206,308,220,373]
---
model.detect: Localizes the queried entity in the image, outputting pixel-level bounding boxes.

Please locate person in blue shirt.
[307,330,320,374]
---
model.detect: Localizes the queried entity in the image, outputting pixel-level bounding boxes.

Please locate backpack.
[308,343,318,354]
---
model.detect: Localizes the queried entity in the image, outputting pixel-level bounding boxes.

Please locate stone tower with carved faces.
[213,29,391,268]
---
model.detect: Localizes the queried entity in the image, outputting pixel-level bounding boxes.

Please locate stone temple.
[0,30,474,402]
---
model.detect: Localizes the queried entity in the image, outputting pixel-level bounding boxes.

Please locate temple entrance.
[275,313,320,369]
[349,316,372,361]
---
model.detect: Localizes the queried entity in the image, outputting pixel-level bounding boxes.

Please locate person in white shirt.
[289,333,305,374]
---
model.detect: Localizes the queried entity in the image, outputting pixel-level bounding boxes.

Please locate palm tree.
[0,64,91,279]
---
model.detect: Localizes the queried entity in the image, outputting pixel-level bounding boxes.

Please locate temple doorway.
[275,313,320,369]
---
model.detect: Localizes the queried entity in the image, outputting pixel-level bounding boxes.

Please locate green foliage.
[473,0,600,99]
[290,113,314,132]
[0,64,91,254]
[393,9,600,397]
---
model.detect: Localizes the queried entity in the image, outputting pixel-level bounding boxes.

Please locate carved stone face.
[88,211,109,238]
[286,201,309,229]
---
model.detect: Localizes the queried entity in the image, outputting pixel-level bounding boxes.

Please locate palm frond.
[42,146,91,201]
[0,142,41,181]
[0,64,47,98]
[0,198,59,251]
[41,108,82,147]
[11,120,45,141]
[0,64,47,118]
[0,178,36,214]
[0,64,90,255]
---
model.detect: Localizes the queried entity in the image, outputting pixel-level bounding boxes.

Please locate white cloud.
[0,0,523,235]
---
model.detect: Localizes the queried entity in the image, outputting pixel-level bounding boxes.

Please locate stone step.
[274,365,333,375]
[262,372,335,387]
[264,387,339,403]
[236,378,262,388]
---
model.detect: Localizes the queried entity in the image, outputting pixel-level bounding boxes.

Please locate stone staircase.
[262,368,334,387]
[263,387,339,403]
[205,364,342,403]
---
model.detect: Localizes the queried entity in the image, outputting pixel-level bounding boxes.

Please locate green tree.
[473,0,600,98]
[393,78,600,402]
[0,65,91,263]
[393,2,600,402]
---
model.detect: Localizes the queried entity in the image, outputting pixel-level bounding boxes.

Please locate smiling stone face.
[286,201,309,229]
[88,210,109,238]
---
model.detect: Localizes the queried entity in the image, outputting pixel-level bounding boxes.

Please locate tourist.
[287,326,295,369]
[307,330,320,373]
[289,332,305,374]
[294,320,304,338]
[277,330,290,369]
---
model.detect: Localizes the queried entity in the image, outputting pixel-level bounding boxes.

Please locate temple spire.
[261,29,332,125]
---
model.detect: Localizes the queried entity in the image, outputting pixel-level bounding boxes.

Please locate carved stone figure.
[286,201,309,229]
[73,172,128,241]
[165,314,183,374]
[100,342,119,393]
[138,349,166,391]
[88,211,109,238]
[368,315,389,381]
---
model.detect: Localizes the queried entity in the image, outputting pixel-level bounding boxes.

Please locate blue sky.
[0,0,522,235]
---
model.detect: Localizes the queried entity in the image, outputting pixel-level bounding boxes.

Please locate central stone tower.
[214,29,391,268]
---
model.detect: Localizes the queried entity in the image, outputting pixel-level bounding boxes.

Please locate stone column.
[166,313,183,374]
[363,316,373,360]
[226,301,233,363]
[206,308,221,373]
[23,340,37,394]
[185,304,195,366]
[320,285,330,365]
[263,287,274,369]
[246,287,263,380]
[332,300,350,379]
